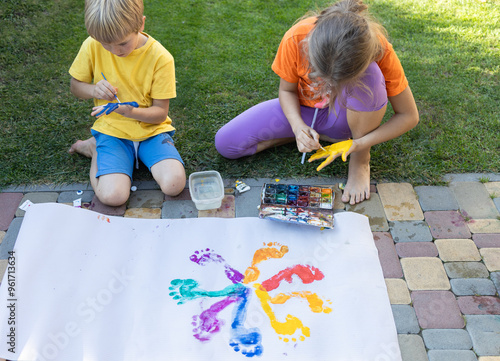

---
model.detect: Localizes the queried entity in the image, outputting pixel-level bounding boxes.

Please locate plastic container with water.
[189,171,224,210]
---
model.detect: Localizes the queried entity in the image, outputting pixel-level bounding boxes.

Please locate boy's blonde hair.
[85,0,144,43]
[304,0,387,109]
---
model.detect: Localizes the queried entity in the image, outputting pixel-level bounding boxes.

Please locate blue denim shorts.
[91,130,184,179]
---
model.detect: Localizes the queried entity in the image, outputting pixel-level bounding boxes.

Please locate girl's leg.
[215,99,299,159]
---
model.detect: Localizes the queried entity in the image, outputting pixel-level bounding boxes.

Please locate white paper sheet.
[0,203,401,361]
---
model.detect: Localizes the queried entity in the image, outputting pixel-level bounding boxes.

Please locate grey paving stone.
[444,262,490,279]
[415,186,459,211]
[465,315,500,356]
[389,221,433,243]
[443,173,500,183]
[492,272,500,293]
[162,200,198,219]
[57,190,95,204]
[15,192,60,217]
[450,182,500,220]
[131,180,162,190]
[127,190,165,208]
[0,218,23,259]
[450,278,497,296]
[234,187,261,218]
[422,329,472,350]
[398,334,429,361]
[346,193,389,231]
[427,350,477,361]
[392,305,420,334]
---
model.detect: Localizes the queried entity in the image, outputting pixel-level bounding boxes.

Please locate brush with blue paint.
[101,72,121,103]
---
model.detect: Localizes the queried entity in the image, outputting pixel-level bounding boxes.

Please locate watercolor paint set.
[258,183,335,228]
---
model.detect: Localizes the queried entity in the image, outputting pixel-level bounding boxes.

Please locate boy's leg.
[139,132,186,197]
[68,137,95,158]
[89,131,135,206]
[150,159,186,196]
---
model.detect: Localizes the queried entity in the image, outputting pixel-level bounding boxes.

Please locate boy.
[69,0,185,206]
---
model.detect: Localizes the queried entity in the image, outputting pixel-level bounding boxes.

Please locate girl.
[215,0,419,205]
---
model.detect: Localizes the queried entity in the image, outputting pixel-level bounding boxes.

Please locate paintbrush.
[301,130,326,152]
[101,72,121,103]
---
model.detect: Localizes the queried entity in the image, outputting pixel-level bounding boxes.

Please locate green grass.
[0,0,498,187]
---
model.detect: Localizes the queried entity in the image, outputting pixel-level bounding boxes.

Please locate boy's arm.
[70,77,118,102]
[92,98,170,125]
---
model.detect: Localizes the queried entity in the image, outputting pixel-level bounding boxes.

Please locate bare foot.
[68,137,96,158]
[341,152,371,205]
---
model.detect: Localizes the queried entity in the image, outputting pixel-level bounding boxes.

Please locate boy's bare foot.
[68,137,96,158]
[341,153,371,205]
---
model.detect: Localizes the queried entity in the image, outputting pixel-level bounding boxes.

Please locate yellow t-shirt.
[69,33,176,141]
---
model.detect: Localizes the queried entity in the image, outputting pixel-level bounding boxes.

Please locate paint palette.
[259,183,335,228]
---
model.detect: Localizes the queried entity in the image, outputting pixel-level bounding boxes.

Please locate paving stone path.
[1,173,499,361]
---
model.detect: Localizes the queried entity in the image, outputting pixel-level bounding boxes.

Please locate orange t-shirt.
[272,17,408,107]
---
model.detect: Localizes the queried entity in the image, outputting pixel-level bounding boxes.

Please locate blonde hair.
[304,0,386,109]
[85,0,144,43]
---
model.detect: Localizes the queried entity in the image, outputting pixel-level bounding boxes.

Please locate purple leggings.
[215,62,387,159]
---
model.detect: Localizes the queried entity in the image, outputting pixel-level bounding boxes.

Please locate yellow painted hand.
[308,139,353,171]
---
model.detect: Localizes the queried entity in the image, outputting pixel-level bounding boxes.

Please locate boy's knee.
[159,172,186,196]
[96,187,130,207]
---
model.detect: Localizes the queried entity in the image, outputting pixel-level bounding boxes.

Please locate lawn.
[0,0,498,187]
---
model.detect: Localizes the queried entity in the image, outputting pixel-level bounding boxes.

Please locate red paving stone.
[424,211,472,239]
[411,290,465,329]
[457,296,500,315]
[0,193,23,231]
[88,196,127,216]
[395,242,439,258]
[472,234,500,248]
[372,232,403,278]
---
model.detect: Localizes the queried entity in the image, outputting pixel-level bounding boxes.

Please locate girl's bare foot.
[68,137,96,158]
[341,152,371,205]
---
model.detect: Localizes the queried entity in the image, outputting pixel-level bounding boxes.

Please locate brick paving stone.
[57,190,95,204]
[163,188,191,201]
[422,329,472,350]
[480,248,500,272]
[385,278,411,304]
[198,195,235,218]
[398,334,429,361]
[411,290,464,329]
[450,279,497,296]
[127,190,164,208]
[424,211,471,239]
[346,193,388,231]
[391,305,420,334]
[450,182,500,220]
[0,231,4,244]
[396,242,438,258]
[162,200,198,219]
[401,257,450,290]
[0,193,23,231]
[377,183,424,221]
[484,182,500,198]
[15,192,59,217]
[465,315,500,356]
[333,185,346,211]
[492,272,500,293]
[435,239,481,262]
[124,208,161,219]
[389,221,433,243]
[473,234,500,248]
[457,296,500,315]
[415,186,460,211]
[234,187,261,218]
[479,357,500,361]
[468,219,500,234]
[0,218,23,259]
[427,350,478,361]
[373,232,403,278]
[0,259,7,280]
[444,262,490,279]
[87,195,127,217]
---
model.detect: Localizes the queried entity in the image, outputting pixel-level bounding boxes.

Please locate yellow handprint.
[308,139,353,171]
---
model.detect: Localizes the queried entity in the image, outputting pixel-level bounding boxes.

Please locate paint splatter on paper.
[169,243,332,357]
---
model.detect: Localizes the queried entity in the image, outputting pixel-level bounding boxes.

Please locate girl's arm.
[278,78,321,152]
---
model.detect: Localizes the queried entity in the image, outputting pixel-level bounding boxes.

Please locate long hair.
[304,0,386,110]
